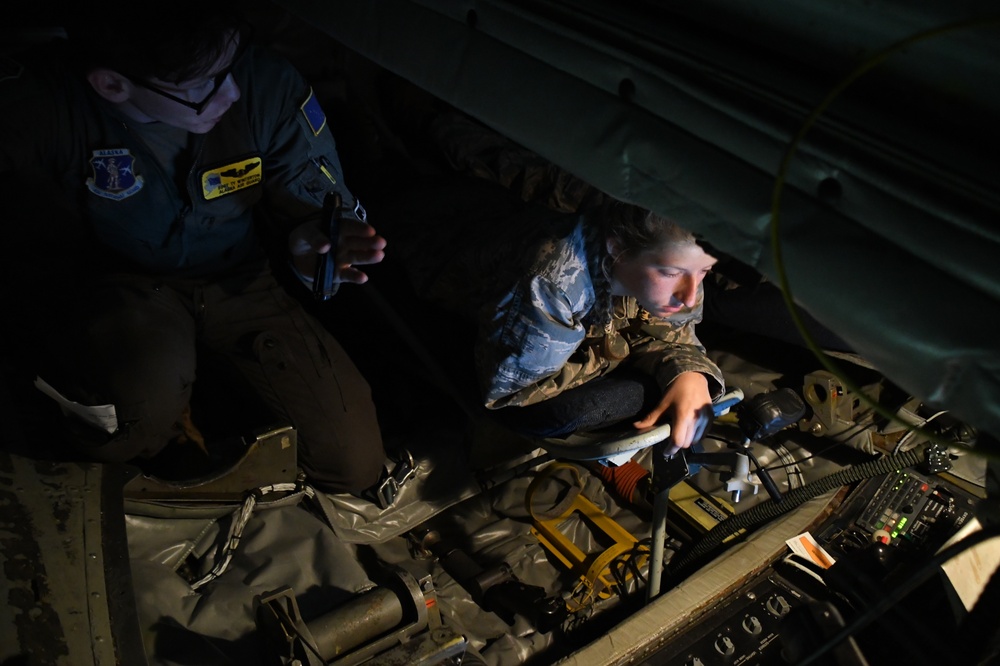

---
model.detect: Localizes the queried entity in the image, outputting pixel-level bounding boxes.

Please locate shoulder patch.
[86,149,144,201]
[201,157,263,200]
[300,88,327,136]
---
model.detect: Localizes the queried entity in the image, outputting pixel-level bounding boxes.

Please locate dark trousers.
[492,368,661,439]
[43,262,384,493]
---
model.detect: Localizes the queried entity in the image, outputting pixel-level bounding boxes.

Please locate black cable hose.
[667,449,924,581]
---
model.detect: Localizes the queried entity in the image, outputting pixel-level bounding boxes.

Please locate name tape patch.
[201,157,262,200]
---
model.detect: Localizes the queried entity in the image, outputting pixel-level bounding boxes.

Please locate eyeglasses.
[129,29,250,115]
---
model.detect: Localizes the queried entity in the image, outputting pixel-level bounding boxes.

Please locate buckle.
[363,448,416,509]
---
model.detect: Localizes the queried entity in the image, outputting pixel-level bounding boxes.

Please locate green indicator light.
[898,517,908,529]
[891,531,899,538]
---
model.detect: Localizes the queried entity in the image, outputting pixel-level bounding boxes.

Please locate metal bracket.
[122,424,298,501]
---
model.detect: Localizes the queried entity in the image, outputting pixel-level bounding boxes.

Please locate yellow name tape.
[202,157,262,200]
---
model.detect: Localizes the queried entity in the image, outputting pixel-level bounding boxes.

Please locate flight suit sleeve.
[0,46,91,300]
[246,48,362,231]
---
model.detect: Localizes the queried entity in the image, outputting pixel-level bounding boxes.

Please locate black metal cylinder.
[308,586,404,660]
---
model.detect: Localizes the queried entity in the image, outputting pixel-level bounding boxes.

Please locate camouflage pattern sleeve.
[475,220,724,410]
[477,261,606,409]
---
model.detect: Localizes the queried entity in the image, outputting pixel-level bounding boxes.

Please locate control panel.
[640,571,808,665]
[637,464,983,665]
[820,467,978,558]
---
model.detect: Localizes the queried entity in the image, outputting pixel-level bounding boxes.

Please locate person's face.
[122,30,243,133]
[608,242,717,317]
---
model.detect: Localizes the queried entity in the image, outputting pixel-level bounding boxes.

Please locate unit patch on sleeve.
[300,88,327,136]
[201,157,262,200]
[86,149,144,201]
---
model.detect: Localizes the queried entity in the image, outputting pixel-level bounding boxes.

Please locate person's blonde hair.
[602,202,696,259]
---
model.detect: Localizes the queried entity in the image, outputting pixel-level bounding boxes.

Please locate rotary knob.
[714,635,735,656]
[766,594,791,617]
[742,614,763,635]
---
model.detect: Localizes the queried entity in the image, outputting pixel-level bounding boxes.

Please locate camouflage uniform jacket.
[477,216,724,409]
